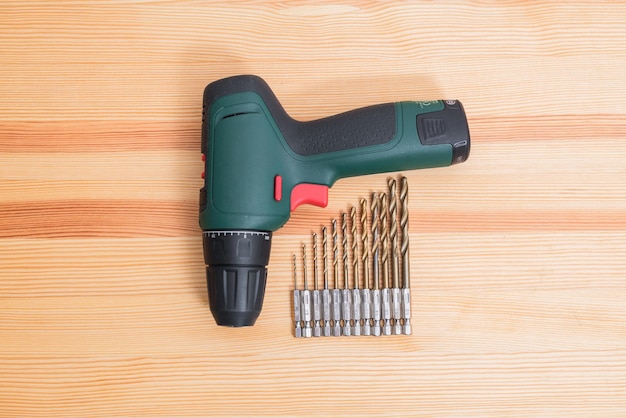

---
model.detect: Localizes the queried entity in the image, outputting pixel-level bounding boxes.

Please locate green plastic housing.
[201,91,462,232]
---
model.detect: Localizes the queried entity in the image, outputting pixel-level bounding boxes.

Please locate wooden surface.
[1,1,626,416]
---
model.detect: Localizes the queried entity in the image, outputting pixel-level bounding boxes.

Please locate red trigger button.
[290,183,329,211]
[274,175,282,201]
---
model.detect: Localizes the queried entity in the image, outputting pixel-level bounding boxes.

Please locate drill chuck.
[203,230,272,327]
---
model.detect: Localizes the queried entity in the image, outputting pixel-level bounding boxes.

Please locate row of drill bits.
[293,176,411,338]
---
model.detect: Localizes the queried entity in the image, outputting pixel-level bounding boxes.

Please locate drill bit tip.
[388,177,400,290]
[322,226,329,290]
[312,232,319,290]
[399,176,410,289]
[349,205,359,290]
[302,244,308,289]
[292,253,297,287]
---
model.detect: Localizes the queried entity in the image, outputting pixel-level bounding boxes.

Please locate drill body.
[200,75,470,327]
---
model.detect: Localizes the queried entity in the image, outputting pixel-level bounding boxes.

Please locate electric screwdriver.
[200,75,470,327]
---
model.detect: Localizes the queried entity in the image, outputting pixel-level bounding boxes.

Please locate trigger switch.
[290,184,329,211]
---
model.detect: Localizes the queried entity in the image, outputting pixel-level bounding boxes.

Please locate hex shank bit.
[301,244,312,338]
[331,219,342,337]
[350,206,361,336]
[293,254,302,338]
[388,178,402,335]
[360,198,371,336]
[380,193,392,336]
[370,193,382,337]
[392,286,402,335]
[321,226,331,336]
[341,212,352,336]
[312,233,321,337]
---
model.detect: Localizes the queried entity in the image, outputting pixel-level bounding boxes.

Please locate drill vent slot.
[222,111,257,120]
[218,103,263,122]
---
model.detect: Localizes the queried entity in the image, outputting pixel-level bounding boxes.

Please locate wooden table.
[1,2,625,416]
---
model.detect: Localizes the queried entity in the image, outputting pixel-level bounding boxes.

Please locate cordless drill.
[200,75,470,327]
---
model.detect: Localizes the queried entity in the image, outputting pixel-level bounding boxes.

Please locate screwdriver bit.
[301,244,312,338]
[312,233,321,337]
[400,176,412,335]
[360,198,371,336]
[341,212,352,336]
[293,254,302,338]
[350,206,361,336]
[322,226,331,337]
[371,193,382,337]
[388,178,402,335]
[380,193,392,336]
[331,219,342,337]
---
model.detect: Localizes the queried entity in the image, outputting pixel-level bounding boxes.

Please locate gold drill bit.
[400,177,410,289]
[371,193,380,291]
[322,227,329,290]
[380,192,392,335]
[321,226,331,336]
[312,232,321,337]
[370,192,382,336]
[341,212,352,336]
[332,219,338,289]
[312,233,318,291]
[380,193,390,289]
[302,244,312,337]
[360,198,372,336]
[388,178,402,335]
[293,254,297,288]
[350,206,362,336]
[360,198,370,290]
[388,178,400,289]
[350,206,359,290]
[400,176,411,335]
[331,218,341,336]
[341,212,349,289]
[302,244,308,290]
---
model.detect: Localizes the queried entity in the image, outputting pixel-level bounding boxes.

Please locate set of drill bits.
[292,176,411,338]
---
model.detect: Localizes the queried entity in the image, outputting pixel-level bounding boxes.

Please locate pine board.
[1,2,626,416]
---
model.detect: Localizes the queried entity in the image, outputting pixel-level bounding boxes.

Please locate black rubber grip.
[203,75,396,156]
[282,103,395,155]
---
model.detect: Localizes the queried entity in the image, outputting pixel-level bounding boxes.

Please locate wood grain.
[1,1,626,416]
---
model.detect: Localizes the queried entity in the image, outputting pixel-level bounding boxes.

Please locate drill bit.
[388,178,402,335]
[331,219,341,337]
[341,212,352,336]
[321,226,331,336]
[312,233,321,337]
[400,176,412,335]
[380,193,392,336]
[370,192,382,337]
[293,254,302,338]
[388,178,400,289]
[350,206,361,336]
[301,244,312,338]
[350,206,360,291]
[360,198,371,336]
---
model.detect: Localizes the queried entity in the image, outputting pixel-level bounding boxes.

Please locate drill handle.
[290,99,470,187]
[200,75,470,232]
